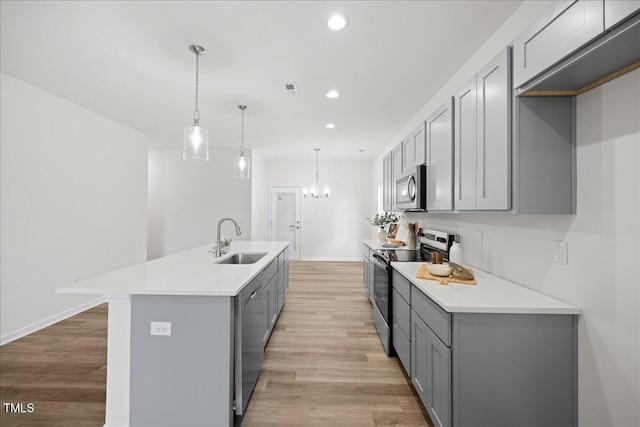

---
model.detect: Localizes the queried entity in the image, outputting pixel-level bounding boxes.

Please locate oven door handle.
[372,253,389,269]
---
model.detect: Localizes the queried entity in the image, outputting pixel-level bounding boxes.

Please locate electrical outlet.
[150,321,171,336]
[553,241,568,265]
[476,231,483,247]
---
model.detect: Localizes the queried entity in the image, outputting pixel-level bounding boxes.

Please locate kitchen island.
[58,240,289,427]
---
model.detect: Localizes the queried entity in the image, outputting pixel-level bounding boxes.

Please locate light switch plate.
[553,241,568,265]
[150,321,171,336]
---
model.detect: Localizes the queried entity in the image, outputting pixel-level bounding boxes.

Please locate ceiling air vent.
[284,82,298,96]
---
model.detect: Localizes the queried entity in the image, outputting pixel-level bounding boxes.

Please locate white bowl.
[427,263,452,277]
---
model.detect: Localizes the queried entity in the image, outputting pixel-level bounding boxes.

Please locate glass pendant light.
[183,44,209,162]
[303,148,330,198]
[234,105,251,179]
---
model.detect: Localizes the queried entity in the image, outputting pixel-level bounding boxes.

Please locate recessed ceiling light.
[327,14,348,30]
[325,90,340,99]
[326,123,336,129]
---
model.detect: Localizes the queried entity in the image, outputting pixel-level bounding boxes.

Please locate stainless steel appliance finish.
[370,228,453,358]
[371,249,419,356]
[234,273,266,415]
[371,252,393,356]
[419,229,454,262]
[394,164,426,211]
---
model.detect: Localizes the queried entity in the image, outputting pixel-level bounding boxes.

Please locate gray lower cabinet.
[392,317,411,374]
[411,310,429,404]
[265,274,277,342]
[512,0,604,88]
[425,328,451,427]
[452,313,576,427]
[277,269,284,314]
[397,268,577,427]
[411,294,452,427]
[426,99,454,211]
[283,261,289,297]
[363,245,374,303]
[392,286,411,374]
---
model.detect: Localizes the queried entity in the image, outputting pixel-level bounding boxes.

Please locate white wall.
[147,147,251,259]
[250,149,268,241]
[0,72,149,343]
[254,157,373,261]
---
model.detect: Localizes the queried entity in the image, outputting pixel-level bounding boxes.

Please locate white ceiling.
[0,0,523,161]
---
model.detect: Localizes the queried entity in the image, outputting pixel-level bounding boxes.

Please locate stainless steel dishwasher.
[234,272,267,415]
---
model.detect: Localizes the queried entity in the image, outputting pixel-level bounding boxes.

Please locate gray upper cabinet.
[476,48,511,210]
[454,77,477,211]
[605,0,640,29]
[426,99,454,211]
[513,96,576,214]
[512,0,604,89]
[403,122,427,172]
[391,142,403,176]
[391,143,403,211]
[454,47,511,211]
[382,152,393,212]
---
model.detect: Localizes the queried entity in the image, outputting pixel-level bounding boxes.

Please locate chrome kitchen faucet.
[216,217,242,257]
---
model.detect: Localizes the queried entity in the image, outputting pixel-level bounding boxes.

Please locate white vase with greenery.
[367,212,399,243]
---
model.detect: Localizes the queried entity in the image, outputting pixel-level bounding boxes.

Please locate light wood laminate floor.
[0,261,432,426]
[242,261,432,427]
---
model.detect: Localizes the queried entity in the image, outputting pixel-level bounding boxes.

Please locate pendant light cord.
[238,105,247,157]
[240,107,245,156]
[315,148,320,191]
[193,51,200,126]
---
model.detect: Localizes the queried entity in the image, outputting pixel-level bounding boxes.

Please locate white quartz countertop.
[363,239,418,251]
[58,241,289,297]
[392,262,581,315]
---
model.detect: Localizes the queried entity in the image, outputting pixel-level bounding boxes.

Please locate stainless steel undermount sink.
[216,253,267,265]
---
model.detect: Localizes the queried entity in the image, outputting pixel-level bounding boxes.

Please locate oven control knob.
[436,237,446,243]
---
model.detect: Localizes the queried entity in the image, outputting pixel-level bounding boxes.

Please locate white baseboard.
[300,257,362,262]
[0,296,105,346]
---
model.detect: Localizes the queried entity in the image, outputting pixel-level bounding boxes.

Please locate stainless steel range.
[371,229,454,356]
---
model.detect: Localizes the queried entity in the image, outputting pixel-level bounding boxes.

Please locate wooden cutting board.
[415,264,476,285]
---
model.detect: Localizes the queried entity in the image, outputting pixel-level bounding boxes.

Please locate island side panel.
[129,295,234,427]
[105,294,132,427]
[452,313,577,427]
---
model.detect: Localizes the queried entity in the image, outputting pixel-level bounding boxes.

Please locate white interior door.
[270,187,301,259]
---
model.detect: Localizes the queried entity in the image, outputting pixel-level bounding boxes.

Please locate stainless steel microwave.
[394,164,426,211]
